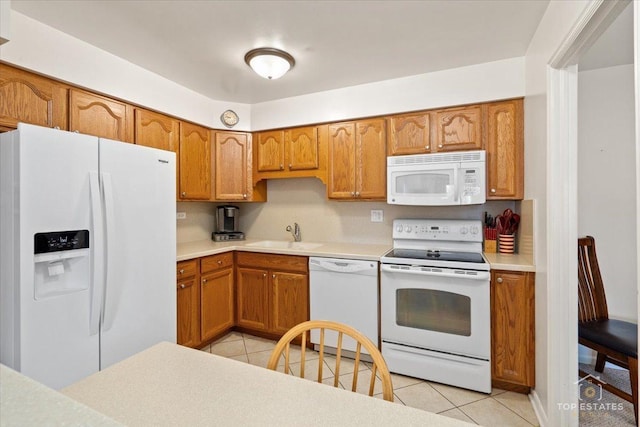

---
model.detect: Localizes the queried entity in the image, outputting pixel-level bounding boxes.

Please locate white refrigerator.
[0,123,177,389]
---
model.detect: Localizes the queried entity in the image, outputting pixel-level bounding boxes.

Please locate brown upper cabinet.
[434,105,483,152]
[254,125,327,184]
[214,131,266,202]
[134,108,179,153]
[134,109,180,198]
[69,88,133,142]
[179,122,211,200]
[387,112,431,156]
[328,118,386,200]
[0,63,68,131]
[485,99,524,200]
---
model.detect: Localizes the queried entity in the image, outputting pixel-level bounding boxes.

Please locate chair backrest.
[266,320,394,402]
[578,236,609,323]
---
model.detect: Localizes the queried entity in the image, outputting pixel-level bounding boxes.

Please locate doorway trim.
[545,1,632,426]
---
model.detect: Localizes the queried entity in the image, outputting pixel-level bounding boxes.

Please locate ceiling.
[11,0,551,104]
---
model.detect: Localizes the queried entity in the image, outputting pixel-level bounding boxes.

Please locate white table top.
[62,342,472,427]
[0,364,122,426]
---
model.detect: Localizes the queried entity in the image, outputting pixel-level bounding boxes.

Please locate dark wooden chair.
[578,236,637,424]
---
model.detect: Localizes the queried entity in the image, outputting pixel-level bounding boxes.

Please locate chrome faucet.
[286,223,301,242]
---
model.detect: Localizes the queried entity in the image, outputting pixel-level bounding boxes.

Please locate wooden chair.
[266,320,394,402]
[578,236,638,423]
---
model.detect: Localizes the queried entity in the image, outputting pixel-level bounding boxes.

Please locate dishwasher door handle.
[310,258,376,274]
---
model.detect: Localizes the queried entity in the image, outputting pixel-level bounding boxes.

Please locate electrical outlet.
[370,209,383,223]
[176,212,187,220]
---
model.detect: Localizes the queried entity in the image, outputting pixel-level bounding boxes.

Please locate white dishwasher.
[309,257,378,354]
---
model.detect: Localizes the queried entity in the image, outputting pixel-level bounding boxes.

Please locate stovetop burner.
[385,248,485,264]
[381,219,490,271]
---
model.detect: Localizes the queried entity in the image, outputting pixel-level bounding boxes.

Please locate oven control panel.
[391,219,482,242]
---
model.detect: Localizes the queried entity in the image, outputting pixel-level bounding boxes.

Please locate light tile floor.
[200,331,540,426]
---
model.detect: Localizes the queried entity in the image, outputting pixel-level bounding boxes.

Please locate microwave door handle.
[452,164,459,202]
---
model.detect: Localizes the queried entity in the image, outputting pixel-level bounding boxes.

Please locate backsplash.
[177,178,519,245]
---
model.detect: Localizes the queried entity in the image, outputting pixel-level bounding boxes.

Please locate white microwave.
[387,150,486,206]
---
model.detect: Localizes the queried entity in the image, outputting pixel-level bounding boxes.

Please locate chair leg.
[629,357,638,426]
[595,352,607,372]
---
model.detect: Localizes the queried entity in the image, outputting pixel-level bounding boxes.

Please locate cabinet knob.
[425,145,429,150]
[288,164,292,169]
[280,164,284,170]
[438,144,443,148]
[243,193,247,199]
[351,191,355,196]
[54,126,60,130]
[180,284,185,289]
[263,273,267,278]
[202,278,207,284]
[179,269,185,274]
[272,274,276,279]
[355,191,360,197]
[181,191,186,197]
[490,188,497,194]
[217,260,222,265]
[496,277,503,284]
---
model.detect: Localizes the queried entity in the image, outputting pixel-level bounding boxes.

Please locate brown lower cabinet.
[491,269,535,393]
[176,253,234,348]
[235,252,309,337]
[176,259,200,347]
[177,251,308,348]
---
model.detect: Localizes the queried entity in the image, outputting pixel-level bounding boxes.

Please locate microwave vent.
[387,150,485,166]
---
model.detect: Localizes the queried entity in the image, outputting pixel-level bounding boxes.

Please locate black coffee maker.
[212,205,245,242]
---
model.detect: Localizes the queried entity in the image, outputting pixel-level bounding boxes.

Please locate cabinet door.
[387,112,431,156]
[0,64,68,131]
[435,105,482,152]
[69,89,133,142]
[491,270,535,389]
[176,278,200,348]
[200,268,234,342]
[486,99,524,200]
[179,122,211,200]
[286,126,319,171]
[215,131,249,200]
[327,122,356,199]
[236,267,270,331]
[355,118,387,200]
[134,108,179,152]
[256,130,285,172]
[271,271,309,336]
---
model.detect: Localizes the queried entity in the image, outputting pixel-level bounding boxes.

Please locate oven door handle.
[381,264,490,280]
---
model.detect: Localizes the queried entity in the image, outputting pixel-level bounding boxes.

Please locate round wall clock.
[220,109,239,128]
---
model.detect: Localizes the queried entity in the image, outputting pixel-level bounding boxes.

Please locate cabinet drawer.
[177,260,198,280]
[201,252,234,274]
[236,252,308,273]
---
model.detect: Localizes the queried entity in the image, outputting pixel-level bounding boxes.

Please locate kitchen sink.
[245,240,323,250]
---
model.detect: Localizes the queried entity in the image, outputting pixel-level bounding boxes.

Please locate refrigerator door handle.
[89,171,104,336]
[101,172,120,332]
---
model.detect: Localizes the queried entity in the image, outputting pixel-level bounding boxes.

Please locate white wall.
[0,11,251,131]
[578,64,637,323]
[176,178,516,245]
[251,57,525,130]
[524,1,592,425]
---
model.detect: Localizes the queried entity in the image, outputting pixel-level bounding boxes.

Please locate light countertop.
[62,342,472,427]
[177,238,392,262]
[0,364,122,426]
[178,238,535,272]
[483,252,535,272]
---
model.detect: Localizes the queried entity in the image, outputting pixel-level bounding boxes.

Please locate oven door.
[380,264,490,360]
[387,162,459,206]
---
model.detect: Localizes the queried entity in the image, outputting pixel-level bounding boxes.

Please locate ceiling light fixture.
[244,47,295,80]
